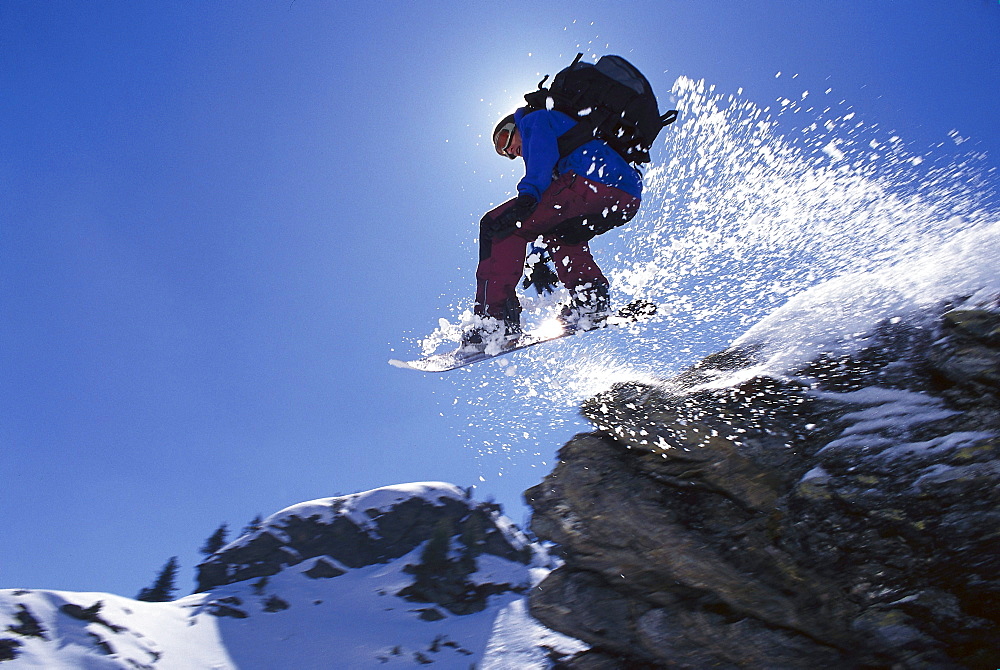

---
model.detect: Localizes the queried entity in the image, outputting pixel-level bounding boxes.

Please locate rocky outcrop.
[196,483,533,617]
[527,303,1000,669]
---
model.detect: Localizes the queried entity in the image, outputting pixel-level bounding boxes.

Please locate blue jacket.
[513,107,643,201]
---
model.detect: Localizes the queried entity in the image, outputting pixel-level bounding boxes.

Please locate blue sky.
[2,1,999,597]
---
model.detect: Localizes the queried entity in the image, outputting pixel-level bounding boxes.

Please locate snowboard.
[389,300,656,373]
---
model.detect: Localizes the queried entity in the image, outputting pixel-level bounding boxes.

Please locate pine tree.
[200,523,229,556]
[418,519,454,575]
[136,557,179,602]
[241,515,263,536]
[459,512,486,571]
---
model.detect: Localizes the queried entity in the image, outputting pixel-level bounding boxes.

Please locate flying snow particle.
[822,140,845,161]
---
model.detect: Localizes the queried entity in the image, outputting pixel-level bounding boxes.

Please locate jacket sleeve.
[516,111,562,201]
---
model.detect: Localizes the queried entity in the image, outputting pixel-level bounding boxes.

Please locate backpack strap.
[556,107,612,158]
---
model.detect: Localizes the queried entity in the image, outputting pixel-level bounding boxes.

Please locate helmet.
[492,113,517,159]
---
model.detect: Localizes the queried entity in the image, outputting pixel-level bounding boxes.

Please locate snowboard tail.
[389,300,656,373]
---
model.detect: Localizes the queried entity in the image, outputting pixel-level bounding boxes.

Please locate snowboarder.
[462,107,644,351]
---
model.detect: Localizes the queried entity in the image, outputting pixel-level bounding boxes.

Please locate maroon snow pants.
[475,171,640,320]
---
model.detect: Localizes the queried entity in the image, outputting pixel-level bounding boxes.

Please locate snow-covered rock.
[526,222,1000,668]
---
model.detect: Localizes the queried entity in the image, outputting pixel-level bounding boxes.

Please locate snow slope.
[730,218,1000,382]
[0,484,584,669]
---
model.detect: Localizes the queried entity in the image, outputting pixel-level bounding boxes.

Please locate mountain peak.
[197,481,529,593]
[2,482,585,668]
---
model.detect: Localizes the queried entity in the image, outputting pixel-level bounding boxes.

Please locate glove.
[481,194,537,241]
[522,245,559,295]
[510,193,538,220]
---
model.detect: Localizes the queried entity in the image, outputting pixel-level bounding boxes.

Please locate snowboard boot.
[558,284,611,332]
[460,316,522,354]
[461,298,523,354]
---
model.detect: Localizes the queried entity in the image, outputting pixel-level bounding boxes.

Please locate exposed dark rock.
[303,558,345,579]
[6,605,46,639]
[0,638,22,662]
[192,485,536,621]
[416,607,446,621]
[262,595,290,612]
[196,487,530,592]
[87,632,113,655]
[251,577,269,594]
[59,602,125,634]
[397,511,529,615]
[932,308,1000,395]
[528,301,1000,669]
[207,601,249,619]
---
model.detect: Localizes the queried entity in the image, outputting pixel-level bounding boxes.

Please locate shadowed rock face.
[196,489,532,610]
[527,303,1000,669]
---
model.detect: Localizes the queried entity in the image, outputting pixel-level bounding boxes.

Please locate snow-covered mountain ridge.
[0,483,584,669]
[195,482,530,597]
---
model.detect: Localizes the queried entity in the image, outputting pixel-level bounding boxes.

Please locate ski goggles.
[493,121,517,159]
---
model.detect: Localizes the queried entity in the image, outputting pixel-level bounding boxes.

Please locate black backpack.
[523,53,677,166]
